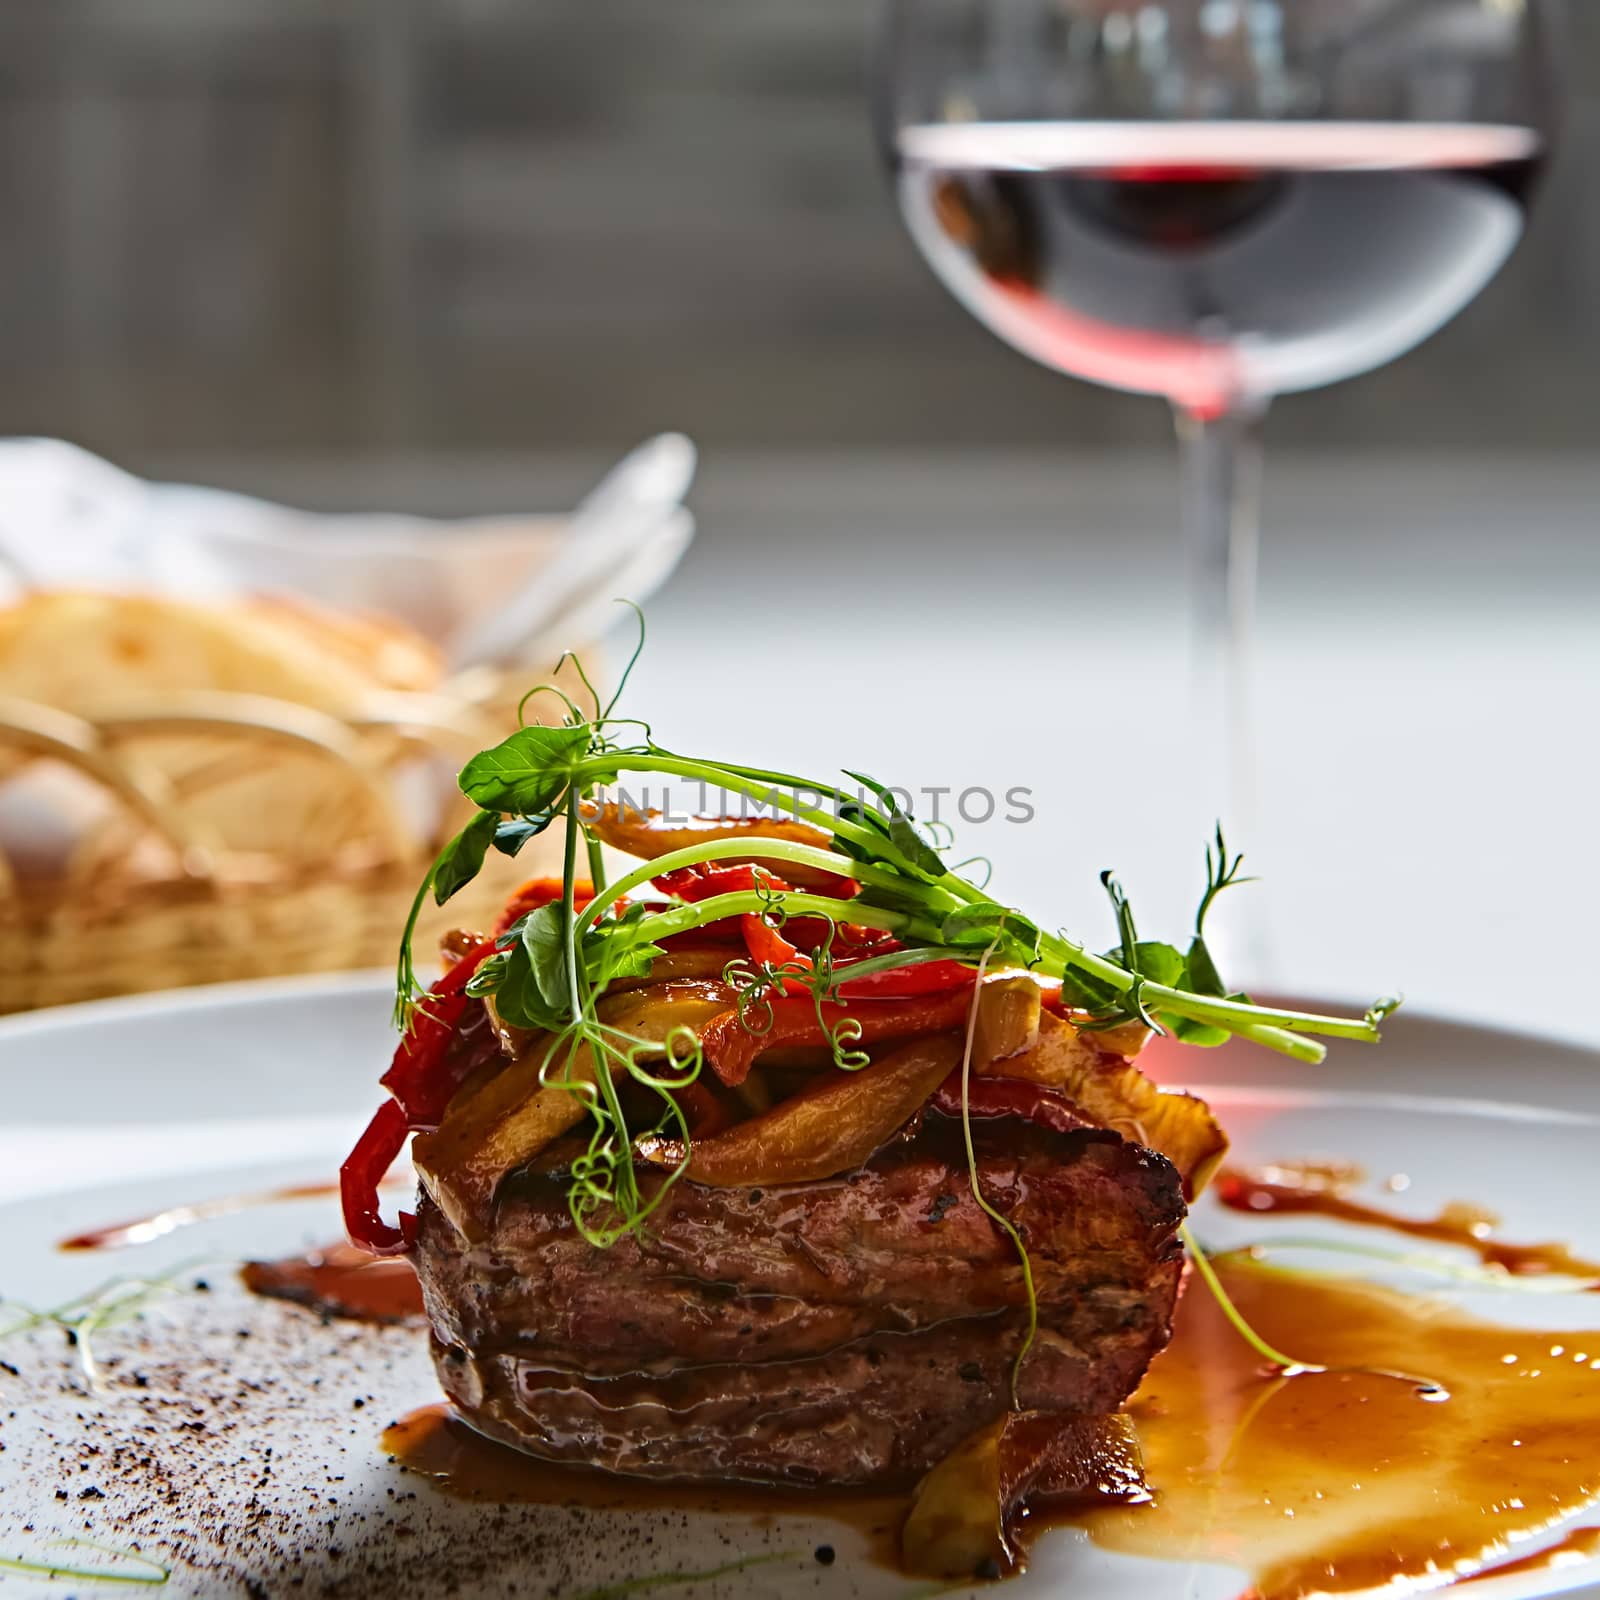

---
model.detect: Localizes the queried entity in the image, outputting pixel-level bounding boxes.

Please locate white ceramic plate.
[1,980,1597,1599]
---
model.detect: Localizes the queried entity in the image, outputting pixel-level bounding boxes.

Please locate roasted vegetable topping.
[352,627,1390,1296]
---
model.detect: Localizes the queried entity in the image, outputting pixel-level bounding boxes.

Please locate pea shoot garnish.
[385,619,1393,1257]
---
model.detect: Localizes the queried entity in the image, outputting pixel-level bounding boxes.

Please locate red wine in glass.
[896,121,1544,416]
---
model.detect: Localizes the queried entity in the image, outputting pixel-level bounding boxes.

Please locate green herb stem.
[802,944,981,987]
[1221,1235,1600,1294]
[570,834,945,940]
[585,829,608,896]
[616,891,933,954]
[0,1549,168,1586]
[570,842,1375,1064]
[1041,930,1367,1061]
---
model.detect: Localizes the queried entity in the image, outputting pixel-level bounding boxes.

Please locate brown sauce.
[1216,1162,1600,1283]
[381,1403,905,1568]
[240,1243,424,1323]
[1077,1260,1600,1598]
[1456,1525,1600,1584]
[60,1180,343,1252]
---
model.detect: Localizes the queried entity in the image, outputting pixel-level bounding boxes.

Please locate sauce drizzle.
[1216,1162,1600,1283]
[1079,1260,1600,1598]
[60,1181,345,1253]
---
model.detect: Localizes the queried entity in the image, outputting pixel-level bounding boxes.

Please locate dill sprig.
[0,1538,168,1586]
[396,614,1394,1253]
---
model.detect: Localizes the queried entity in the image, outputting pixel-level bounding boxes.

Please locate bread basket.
[0,690,539,1013]
[0,439,695,1012]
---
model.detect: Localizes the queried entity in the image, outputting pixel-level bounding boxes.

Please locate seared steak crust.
[414,1109,1185,1488]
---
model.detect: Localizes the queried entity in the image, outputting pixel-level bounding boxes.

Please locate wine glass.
[875,0,1556,897]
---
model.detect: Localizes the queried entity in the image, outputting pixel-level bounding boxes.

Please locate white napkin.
[0,438,695,660]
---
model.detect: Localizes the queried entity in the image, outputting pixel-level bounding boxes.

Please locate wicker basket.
[0,686,563,1014]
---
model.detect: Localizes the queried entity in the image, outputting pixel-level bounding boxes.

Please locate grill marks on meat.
[413,1111,1185,1489]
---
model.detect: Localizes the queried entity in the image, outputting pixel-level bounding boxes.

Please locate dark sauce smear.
[1216,1161,1600,1283]
[241,1243,424,1324]
[382,1403,906,1569]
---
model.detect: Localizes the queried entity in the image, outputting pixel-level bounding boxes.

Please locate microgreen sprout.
[1180,1221,1324,1374]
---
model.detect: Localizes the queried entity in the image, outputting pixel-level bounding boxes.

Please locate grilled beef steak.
[413,1099,1186,1488]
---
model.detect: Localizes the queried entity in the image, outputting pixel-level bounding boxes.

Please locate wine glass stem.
[1174,397,1268,914]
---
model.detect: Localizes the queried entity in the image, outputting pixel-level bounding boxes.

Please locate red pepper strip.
[653,863,767,902]
[655,866,970,997]
[837,959,976,999]
[771,915,892,953]
[380,937,499,1125]
[341,1098,415,1256]
[654,859,857,901]
[739,912,813,992]
[497,877,595,933]
[930,1074,1098,1138]
[653,864,816,992]
[655,858,858,904]
[701,987,977,1087]
[345,936,502,1254]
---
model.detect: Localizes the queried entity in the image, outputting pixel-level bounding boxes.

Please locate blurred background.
[1,0,1597,454]
[0,0,1597,1037]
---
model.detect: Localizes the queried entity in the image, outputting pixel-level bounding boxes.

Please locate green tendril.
[1181,1221,1321,1373]
[517,681,587,729]
[1181,1225,1447,1396]
[961,942,1038,1408]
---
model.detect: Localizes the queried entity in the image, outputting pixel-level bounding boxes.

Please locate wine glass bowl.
[879,0,1553,412]
[894,118,1541,412]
